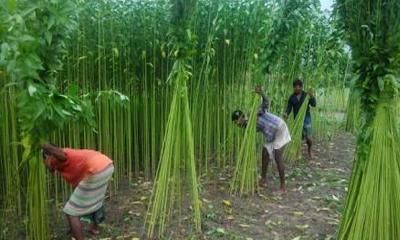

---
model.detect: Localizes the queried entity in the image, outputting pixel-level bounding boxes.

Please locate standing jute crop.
[336,0,400,239]
[144,60,201,238]
[145,0,201,237]
[230,94,260,196]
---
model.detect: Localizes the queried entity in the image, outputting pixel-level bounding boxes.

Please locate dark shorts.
[302,116,312,139]
[81,205,105,224]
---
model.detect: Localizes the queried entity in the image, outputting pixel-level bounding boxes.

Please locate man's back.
[57,148,113,187]
[257,112,284,142]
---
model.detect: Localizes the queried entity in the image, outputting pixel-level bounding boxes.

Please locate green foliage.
[0,1,106,239]
[169,0,198,59]
[261,0,316,74]
[260,0,349,110]
[17,84,95,145]
[0,0,87,144]
[0,0,78,85]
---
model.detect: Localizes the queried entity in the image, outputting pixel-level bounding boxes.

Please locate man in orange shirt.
[42,144,114,240]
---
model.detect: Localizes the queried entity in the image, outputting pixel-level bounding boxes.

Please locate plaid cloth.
[257,112,284,142]
[63,164,114,217]
[256,95,285,142]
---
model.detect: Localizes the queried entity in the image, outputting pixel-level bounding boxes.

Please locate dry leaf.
[292,211,304,216]
[222,200,232,207]
[316,207,330,212]
[295,224,309,230]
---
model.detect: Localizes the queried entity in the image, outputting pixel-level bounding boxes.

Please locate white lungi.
[263,121,291,156]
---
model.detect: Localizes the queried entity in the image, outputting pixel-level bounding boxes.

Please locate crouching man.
[231,86,291,192]
[42,144,114,240]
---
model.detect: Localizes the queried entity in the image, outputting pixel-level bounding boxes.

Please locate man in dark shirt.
[283,79,316,159]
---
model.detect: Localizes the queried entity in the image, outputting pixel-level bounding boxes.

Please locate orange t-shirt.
[53,148,113,187]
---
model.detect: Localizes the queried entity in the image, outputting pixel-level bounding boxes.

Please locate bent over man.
[232,86,291,192]
[42,144,114,240]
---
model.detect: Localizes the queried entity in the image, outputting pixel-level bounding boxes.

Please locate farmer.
[283,79,316,159]
[231,86,291,192]
[42,144,114,240]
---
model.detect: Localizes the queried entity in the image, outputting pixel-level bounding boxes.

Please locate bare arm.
[309,95,316,107]
[308,89,316,107]
[284,97,293,117]
[255,85,269,113]
[260,93,269,112]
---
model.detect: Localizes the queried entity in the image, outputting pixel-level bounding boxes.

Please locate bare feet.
[304,149,312,160]
[259,178,268,188]
[279,187,287,194]
[89,223,100,235]
[89,228,100,235]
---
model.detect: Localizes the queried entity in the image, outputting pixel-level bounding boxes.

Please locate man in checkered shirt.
[232,86,291,193]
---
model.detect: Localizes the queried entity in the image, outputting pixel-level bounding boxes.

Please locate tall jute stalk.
[339,101,400,239]
[0,83,21,215]
[230,94,259,196]
[336,0,400,239]
[145,0,201,237]
[345,88,360,133]
[145,60,201,238]
[284,95,310,162]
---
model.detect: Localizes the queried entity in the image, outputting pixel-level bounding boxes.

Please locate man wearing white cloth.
[231,86,291,193]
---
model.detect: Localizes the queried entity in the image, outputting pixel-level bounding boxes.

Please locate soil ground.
[1,132,355,240]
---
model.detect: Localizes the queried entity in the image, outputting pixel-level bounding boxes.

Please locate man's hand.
[308,88,315,98]
[255,85,264,95]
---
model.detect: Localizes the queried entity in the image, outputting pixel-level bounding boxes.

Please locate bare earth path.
[50,132,355,240]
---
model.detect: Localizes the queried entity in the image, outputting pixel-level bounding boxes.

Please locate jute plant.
[345,88,360,133]
[145,0,201,237]
[230,94,259,196]
[144,60,201,238]
[336,0,400,238]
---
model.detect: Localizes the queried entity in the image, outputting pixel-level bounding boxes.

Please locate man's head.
[293,79,303,95]
[42,149,56,172]
[231,110,246,127]
[41,143,65,172]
